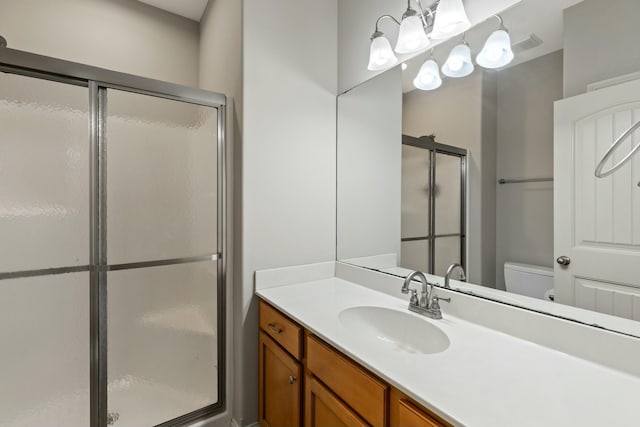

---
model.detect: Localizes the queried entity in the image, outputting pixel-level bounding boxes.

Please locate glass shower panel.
[0,273,89,427]
[434,153,461,235]
[107,262,218,426]
[401,240,430,272]
[434,237,462,276]
[401,145,430,239]
[106,90,218,264]
[0,74,89,272]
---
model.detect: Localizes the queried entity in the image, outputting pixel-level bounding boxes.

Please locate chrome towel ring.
[595,119,640,178]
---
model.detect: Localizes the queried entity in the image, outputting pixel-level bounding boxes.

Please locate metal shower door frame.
[402,134,467,275]
[0,48,227,427]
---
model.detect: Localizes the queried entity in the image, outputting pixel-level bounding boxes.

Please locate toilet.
[504,262,554,300]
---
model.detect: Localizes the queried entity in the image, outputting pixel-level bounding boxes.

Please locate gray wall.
[337,68,403,263]
[403,71,497,287]
[495,50,563,289]
[0,0,200,86]
[198,1,242,426]
[563,0,640,98]
[240,0,338,425]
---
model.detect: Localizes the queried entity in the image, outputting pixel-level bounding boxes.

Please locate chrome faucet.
[401,271,450,319]
[444,263,466,289]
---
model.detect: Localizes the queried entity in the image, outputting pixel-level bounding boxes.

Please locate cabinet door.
[259,332,302,427]
[305,376,368,427]
[390,388,449,427]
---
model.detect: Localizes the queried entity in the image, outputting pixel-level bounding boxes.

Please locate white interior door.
[554,79,640,320]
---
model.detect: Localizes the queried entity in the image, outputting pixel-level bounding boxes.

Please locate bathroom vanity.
[258,299,450,427]
[256,262,640,427]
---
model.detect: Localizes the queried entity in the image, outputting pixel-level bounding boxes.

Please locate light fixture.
[367,1,444,71]
[476,15,514,69]
[413,52,442,91]
[431,0,471,39]
[442,35,474,78]
[367,15,399,71]
[395,3,430,54]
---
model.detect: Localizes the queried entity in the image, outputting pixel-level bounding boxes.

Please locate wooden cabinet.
[305,375,368,427]
[258,331,302,427]
[258,299,450,427]
[390,388,451,427]
[260,299,303,360]
[306,334,388,427]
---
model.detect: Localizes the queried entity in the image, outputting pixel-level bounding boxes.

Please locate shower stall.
[0,48,226,427]
[401,134,467,276]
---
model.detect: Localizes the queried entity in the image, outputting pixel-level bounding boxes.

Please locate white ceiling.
[137,0,209,22]
[402,0,584,92]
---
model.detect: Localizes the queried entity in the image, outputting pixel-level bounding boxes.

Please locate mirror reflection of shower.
[401,134,467,277]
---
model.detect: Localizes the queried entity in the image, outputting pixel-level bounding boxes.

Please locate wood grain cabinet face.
[259,331,302,427]
[390,388,450,427]
[260,300,303,360]
[258,299,451,427]
[306,334,388,427]
[305,376,368,427]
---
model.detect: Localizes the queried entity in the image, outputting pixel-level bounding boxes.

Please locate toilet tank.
[504,262,554,299]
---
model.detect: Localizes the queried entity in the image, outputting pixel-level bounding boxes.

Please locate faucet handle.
[408,289,419,306]
[434,296,451,303]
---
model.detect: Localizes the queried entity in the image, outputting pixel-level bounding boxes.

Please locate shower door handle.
[556,256,571,266]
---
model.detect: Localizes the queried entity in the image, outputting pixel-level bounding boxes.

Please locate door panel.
[555,78,640,309]
[305,376,367,427]
[400,240,430,272]
[434,236,461,277]
[107,261,218,426]
[0,74,89,272]
[401,145,430,238]
[574,278,640,321]
[259,332,302,427]
[434,153,461,235]
[0,273,89,427]
[106,89,218,264]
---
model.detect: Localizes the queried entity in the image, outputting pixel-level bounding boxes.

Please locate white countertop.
[256,276,640,427]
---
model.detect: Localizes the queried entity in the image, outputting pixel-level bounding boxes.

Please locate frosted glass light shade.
[395,14,430,54]
[368,35,398,71]
[431,0,471,39]
[442,43,474,78]
[414,59,442,90]
[476,29,514,69]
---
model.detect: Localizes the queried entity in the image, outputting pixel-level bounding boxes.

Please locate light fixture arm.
[494,14,507,31]
[411,0,437,31]
[372,14,401,38]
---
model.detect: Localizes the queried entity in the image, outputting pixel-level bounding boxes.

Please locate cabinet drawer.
[306,334,388,427]
[260,300,303,360]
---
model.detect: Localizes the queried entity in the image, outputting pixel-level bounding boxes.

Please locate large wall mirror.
[337,0,640,336]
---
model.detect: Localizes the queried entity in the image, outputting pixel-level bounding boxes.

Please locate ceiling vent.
[512,34,543,54]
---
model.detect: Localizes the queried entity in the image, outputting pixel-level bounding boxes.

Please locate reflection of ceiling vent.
[512,34,543,54]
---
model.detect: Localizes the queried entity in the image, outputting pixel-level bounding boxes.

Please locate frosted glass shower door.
[0,74,90,427]
[105,89,220,426]
[433,153,463,276]
[401,144,431,271]
[400,135,466,276]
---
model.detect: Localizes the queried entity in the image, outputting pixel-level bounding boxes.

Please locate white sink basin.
[338,306,450,355]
